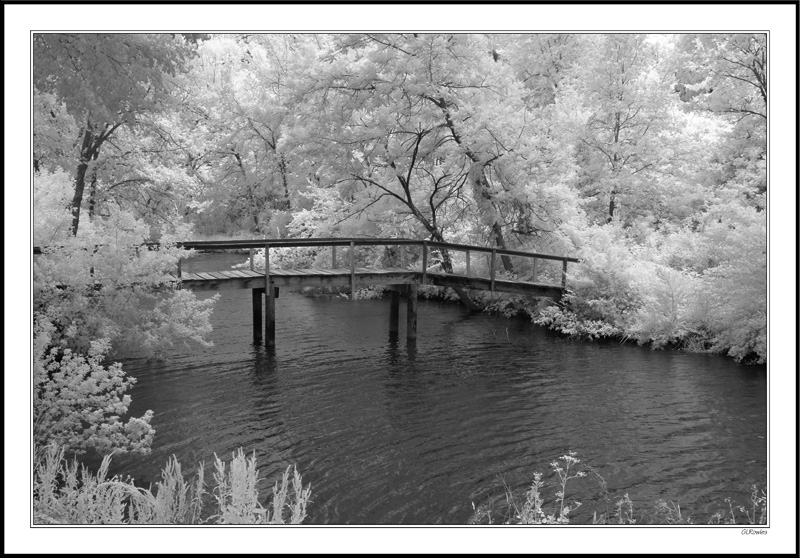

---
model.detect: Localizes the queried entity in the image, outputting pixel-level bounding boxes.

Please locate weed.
[471,451,766,526]
[33,444,311,525]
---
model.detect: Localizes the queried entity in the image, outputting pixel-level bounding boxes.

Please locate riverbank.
[294,281,765,365]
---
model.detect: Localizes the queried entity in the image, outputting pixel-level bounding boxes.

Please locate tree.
[673,34,767,200]
[675,34,766,123]
[172,34,321,235]
[556,34,698,226]
[286,34,570,272]
[33,33,189,235]
[491,33,583,109]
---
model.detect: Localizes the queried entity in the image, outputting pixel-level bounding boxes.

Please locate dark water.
[107,252,767,524]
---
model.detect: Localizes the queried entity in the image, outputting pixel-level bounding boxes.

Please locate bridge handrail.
[35,238,579,263]
[161,238,579,264]
[35,237,580,290]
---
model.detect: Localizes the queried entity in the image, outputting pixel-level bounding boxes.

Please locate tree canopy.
[34,33,768,386]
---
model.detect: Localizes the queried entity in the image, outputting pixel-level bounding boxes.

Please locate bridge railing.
[162,238,580,290]
[35,238,580,289]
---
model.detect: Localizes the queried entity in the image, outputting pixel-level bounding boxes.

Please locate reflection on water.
[105,252,767,524]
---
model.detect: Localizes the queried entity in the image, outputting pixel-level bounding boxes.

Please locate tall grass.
[33,445,310,525]
[471,451,767,525]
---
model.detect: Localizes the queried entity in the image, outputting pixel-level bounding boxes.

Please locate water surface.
[108,252,767,524]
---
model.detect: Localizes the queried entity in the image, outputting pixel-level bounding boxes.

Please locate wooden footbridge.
[171,238,579,347]
[35,238,579,347]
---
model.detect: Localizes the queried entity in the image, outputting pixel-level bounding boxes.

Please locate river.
[106,252,767,524]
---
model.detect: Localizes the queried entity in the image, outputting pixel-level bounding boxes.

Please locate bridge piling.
[264,243,275,346]
[389,288,400,333]
[252,288,263,344]
[407,283,418,340]
[265,284,276,347]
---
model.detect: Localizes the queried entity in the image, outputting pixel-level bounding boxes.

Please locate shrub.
[33,316,154,456]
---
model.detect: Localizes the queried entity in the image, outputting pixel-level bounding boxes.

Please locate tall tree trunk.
[432,96,514,272]
[426,229,482,311]
[87,167,97,219]
[278,154,291,211]
[607,187,617,223]
[70,121,121,236]
[490,221,513,272]
[70,127,95,236]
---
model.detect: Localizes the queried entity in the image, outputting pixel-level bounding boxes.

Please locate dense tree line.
[33,33,766,455]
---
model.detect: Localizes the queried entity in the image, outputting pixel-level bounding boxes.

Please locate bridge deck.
[175,267,564,298]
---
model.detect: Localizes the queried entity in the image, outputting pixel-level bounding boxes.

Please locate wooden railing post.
[465,250,471,277]
[349,240,356,300]
[421,240,428,285]
[331,245,337,269]
[399,245,405,269]
[490,248,496,293]
[249,248,255,271]
[177,257,182,279]
[562,259,568,289]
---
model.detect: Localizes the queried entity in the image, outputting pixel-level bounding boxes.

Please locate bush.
[33,316,154,456]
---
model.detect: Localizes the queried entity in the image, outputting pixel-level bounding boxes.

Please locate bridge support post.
[265,283,275,347]
[407,283,418,340]
[263,242,275,347]
[389,288,400,333]
[252,288,263,344]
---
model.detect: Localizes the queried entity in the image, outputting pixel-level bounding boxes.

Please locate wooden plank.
[314,268,339,276]
[426,273,564,298]
[194,272,219,281]
[206,271,230,280]
[180,276,270,291]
